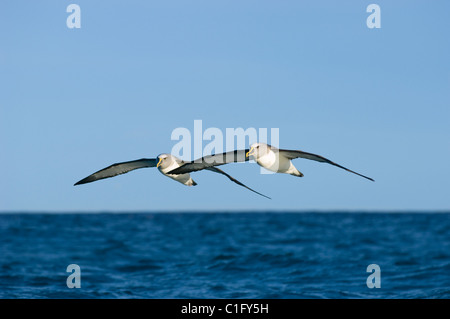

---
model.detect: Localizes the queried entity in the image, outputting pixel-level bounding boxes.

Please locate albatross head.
[156,153,176,169]
[246,143,271,160]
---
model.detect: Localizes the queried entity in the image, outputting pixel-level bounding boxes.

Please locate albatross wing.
[205,167,270,199]
[74,158,157,185]
[167,149,250,175]
[279,149,374,182]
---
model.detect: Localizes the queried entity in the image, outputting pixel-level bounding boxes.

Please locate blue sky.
[1,1,449,212]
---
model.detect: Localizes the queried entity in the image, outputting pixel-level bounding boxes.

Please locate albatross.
[167,143,374,182]
[74,153,270,199]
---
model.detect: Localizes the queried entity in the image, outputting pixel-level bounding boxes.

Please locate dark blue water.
[0,212,449,299]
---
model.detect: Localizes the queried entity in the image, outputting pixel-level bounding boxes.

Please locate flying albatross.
[74,153,270,199]
[167,143,374,182]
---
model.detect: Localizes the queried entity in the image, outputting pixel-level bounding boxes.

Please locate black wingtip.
[74,178,90,186]
[344,168,375,182]
[250,190,271,200]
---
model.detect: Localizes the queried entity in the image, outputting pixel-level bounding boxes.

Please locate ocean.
[0,212,449,299]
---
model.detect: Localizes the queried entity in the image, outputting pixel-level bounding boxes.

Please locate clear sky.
[1,1,449,212]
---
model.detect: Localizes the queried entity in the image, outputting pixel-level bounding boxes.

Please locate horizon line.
[0,209,449,214]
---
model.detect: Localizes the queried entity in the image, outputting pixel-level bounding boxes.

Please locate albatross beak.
[156,157,163,168]
[246,147,254,158]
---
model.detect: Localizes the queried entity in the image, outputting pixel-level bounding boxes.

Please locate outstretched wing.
[205,167,271,199]
[279,149,374,182]
[167,149,250,175]
[74,158,157,185]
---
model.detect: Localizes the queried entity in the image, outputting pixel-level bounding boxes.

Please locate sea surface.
[0,212,449,299]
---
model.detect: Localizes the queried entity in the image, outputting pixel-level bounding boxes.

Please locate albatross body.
[157,154,197,186]
[249,144,303,177]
